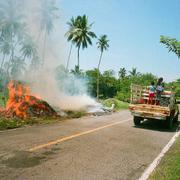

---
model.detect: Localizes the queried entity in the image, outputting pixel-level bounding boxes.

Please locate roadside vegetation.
[101,98,128,111]
[0,1,179,130]
[149,138,180,180]
[0,117,60,130]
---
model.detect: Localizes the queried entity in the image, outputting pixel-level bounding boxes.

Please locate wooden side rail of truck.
[129,84,179,129]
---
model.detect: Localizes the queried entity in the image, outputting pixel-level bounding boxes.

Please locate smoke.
[2,0,100,111]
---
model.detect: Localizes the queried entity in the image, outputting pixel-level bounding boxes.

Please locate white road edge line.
[139,127,180,180]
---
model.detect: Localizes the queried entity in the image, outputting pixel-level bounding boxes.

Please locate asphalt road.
[0,110,179,180]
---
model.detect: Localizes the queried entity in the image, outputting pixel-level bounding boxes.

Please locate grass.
[0,111,87,130]
[0,92,6,107]
[101,98,129,111]
[65,111,86,118]
[149,137,180,180]
[0,117,60,130]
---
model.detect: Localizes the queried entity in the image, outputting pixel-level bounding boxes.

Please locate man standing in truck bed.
[156,77,164,105]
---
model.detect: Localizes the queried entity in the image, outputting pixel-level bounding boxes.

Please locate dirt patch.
[2,151,46,168]
[2,147,62,169]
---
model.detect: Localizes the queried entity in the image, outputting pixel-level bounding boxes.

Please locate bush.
[116,91,130,102]
[102,98,128,111]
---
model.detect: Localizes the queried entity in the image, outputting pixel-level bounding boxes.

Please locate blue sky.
[60,0,180,82]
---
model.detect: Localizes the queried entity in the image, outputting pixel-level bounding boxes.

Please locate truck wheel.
[166,116,173,129]
[174,114,179,122]
[134,116,142,126]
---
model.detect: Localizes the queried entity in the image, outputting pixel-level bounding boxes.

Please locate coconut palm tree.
[0,0,24,76]
[96,35,109,99]
[65,16,81,71]
[118,67,126,79]
[20,36,38,61]
[69,15,96,71]
[39,0,59,66]
[0,38,11,70]
[129,67,141,77]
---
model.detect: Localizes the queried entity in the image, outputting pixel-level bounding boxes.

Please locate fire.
[0,80,57,119]
[6,80,36,118]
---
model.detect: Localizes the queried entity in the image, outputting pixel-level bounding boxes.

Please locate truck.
[129,84,179,129]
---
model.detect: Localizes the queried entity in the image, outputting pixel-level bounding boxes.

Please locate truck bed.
[129,104,170,120]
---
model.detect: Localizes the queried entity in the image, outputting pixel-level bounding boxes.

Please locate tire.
[166,116,173,129]
[174,112,179,122]
[134,116,142,126]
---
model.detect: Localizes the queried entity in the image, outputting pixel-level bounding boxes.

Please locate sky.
[59,0,180,82]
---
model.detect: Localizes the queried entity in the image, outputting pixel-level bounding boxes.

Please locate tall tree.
[160,35,180,58]
[0,0,39,78]
[65,16,81,71]
[20,36,38,61]
[129,67,141,77]
[0,0,24,76]
[68,15,96,70]
[118,67,126,79]
[0,37,10,70]
[39,0,59,66]
[96,35,109,99]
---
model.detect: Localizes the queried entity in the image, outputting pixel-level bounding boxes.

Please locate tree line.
[56,65,180,101]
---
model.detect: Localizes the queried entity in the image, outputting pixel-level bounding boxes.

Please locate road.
[0,110,179,180]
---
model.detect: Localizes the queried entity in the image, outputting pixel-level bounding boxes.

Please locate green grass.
[0,92,6,107]
[0,111,87,130]
[149,138,180,180]
[65,111,86,118]
[0,117,61,130]
[101,98,129,111]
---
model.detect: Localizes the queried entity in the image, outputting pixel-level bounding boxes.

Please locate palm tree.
[65,16,81,71]
[118,67,126,79]
[96,35,109,99]
[20,36,38,61]
[10,57,26,78]
[0,38,11,70]
[39,0,59,66]
[0,0,24,76]
[129,67,141,77]
[69,15,96,70]
[70,65,83,76]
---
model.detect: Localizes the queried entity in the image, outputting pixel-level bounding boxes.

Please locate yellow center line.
[29,118,131,152]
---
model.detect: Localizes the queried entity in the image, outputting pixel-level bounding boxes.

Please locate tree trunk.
[0,54,5,70]
[6,32,14,77]
[97,51,103,100]
[6,44,14,78]
[42,30,47,67]
[66,43,73,71]
[77,46,80,70]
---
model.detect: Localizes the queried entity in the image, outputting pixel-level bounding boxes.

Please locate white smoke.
[12,0,100,112]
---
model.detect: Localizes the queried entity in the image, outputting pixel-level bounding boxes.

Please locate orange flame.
[5,80,41,118]
[0,80,56,119]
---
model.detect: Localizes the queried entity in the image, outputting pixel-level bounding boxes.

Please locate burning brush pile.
[0,80,57,119]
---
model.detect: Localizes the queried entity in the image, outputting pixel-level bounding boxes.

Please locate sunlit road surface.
[0,110,179,180]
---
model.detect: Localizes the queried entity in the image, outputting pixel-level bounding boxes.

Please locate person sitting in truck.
[148,81,156,105]
[156,77,164,105]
